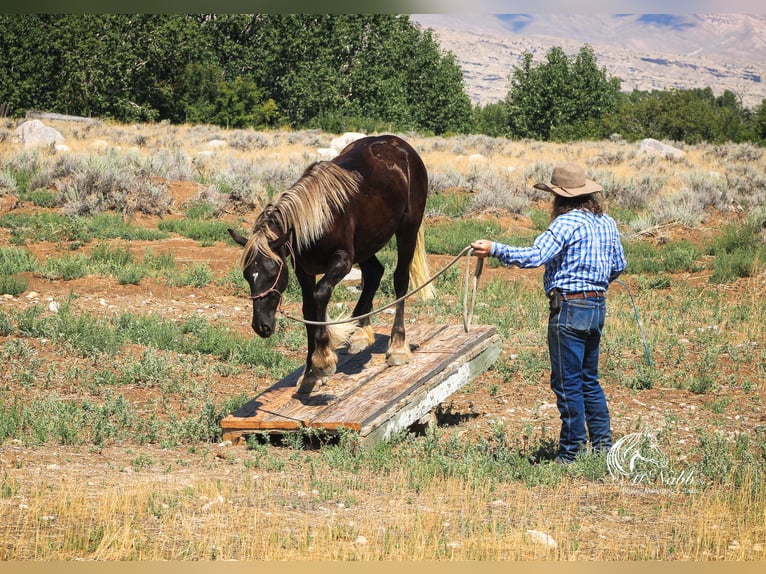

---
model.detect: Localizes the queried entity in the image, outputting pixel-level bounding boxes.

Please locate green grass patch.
[624,240,704,275]
[0,275,28,296]
[42,253,90,280]
[157,218,232,246]
[425,219,508,255]
[0,212,167,244]
[165,262,214,288]
[0,246,37,275]
[706,221,766,284]
[22,189,60,208]
[426,191,471,218]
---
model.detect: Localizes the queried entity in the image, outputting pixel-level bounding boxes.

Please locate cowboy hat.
[533,163,602,197]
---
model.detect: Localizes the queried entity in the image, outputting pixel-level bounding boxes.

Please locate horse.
[228,134,433,395]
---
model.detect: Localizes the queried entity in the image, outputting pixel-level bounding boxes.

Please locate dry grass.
[1,446,763,560]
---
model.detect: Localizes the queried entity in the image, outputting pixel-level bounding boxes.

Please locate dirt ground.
[0,180,764,494]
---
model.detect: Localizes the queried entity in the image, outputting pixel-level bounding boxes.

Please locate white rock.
[343,267,362,281]
[12,120,64,147]
[526,529,557,548]
[637,138,685,160]
[317,147,338,160]
[330,132,366,152]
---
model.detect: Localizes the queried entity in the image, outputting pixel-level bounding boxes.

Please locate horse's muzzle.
[253,322,274,338]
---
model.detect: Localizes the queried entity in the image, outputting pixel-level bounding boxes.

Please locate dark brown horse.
[228,135,433,395]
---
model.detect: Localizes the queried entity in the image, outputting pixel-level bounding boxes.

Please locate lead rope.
[614,279,652,366]
[462,248,484,332]
[278,245,483,330]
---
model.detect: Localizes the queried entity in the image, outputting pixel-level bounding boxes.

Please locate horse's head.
[228,227,290,338]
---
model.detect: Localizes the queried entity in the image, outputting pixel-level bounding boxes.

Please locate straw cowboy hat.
[533,163,602,197]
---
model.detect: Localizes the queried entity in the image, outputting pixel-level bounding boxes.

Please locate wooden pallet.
[220,324,501,445]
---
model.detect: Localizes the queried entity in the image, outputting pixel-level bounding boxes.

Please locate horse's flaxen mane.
[240,161,362,270]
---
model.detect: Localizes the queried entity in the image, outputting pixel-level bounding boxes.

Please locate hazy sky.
[411,1,762,11]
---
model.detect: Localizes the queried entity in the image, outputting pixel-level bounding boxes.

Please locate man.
[471,163,627,464]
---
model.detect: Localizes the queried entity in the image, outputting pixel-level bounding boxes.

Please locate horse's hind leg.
[347,256,384,354]
[386,228,417,366]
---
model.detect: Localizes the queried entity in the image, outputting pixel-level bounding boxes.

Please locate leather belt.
[560,291,605,300]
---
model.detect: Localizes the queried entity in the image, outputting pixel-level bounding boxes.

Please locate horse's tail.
[326,312,356,350]
[409,224,435,301]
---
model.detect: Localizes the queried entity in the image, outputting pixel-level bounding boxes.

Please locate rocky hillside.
[411,13,766,109]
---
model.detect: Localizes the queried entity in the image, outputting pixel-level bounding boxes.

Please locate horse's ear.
[268,229,292,253]
[228,228,248,247]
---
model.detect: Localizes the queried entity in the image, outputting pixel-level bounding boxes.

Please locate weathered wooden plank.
[359,327,498,429]
[224,324,449,426]
[319,325,494,423]
[222,325,445,432]
[360,332,501,443]
[220,324,500,443]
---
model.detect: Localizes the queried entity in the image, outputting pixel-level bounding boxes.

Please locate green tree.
[211,77,279,129]
[177,63,223,124]
[604,88,756,144]
[0,15,61,115]
[753,98,766,143]
[244,14,470,134]
[472,102,510,137]
[0,14,470,134]
[405,28,472,134]
[505,45,621,141]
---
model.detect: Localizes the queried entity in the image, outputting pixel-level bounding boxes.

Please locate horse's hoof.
[347,336,368,354]
[296,383,315,395]
[311,363,336,378]
[296,377,318,395]
[347,325,374,354]
[296,368,331,394]
[386,350,412,367]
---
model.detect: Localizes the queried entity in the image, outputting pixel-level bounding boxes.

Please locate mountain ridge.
[411,14,766,109]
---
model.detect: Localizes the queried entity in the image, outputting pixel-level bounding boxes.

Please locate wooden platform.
[220,324,501,445]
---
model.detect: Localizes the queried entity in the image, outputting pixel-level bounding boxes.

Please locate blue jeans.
[548,296,612,462]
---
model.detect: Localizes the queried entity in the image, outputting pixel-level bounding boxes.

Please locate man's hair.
[551,193,604,221]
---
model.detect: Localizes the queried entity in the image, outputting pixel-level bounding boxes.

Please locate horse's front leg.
[295,269,321,394]
[295,254,352,394]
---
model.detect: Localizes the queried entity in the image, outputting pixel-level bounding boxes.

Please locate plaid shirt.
[490,210,627,295]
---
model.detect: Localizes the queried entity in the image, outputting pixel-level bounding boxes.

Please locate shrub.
[116,265,146,285]
[0,169,18,195]
[42,253,90,280]
[0,246,37,275]
[707,220,765,283]
[166,262,214,288]
[0,309,13,335]
[0,275,28,296]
